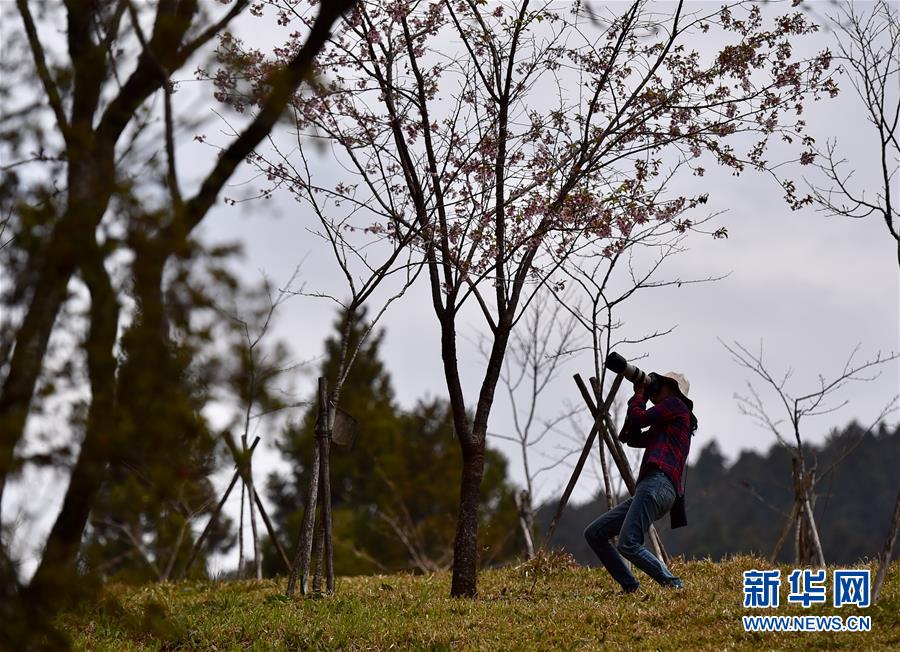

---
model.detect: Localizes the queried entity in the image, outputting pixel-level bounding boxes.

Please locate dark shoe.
[622,583,641,594]
[663,578,684,590]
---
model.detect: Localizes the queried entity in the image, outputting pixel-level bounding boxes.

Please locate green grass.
[58,554,899,651]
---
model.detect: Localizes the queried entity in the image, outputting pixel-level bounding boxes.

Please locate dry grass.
[58,554,899,650]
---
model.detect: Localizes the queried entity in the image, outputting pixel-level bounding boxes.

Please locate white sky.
[2,0,898,578]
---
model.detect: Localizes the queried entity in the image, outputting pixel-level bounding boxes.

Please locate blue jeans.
[584,469,680,590]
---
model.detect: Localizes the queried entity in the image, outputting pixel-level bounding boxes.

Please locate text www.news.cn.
[742,615,872,632]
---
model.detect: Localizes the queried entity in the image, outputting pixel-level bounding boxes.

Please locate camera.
[604,352,663,400]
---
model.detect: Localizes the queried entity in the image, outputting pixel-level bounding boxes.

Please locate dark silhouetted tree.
[0,1,355,645]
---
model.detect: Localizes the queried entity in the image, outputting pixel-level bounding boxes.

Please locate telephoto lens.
[604,352,650,387]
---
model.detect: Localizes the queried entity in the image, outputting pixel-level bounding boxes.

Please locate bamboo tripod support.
[221,430,292,573]
[181,435,291,578]
[181,437,259,577]
[770,457,825,567]
[286,377,335,596]
[544,372,669,565]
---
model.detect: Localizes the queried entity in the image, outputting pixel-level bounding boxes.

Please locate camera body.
[605,352,664,401]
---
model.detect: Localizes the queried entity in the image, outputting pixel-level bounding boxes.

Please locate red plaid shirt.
[621,393,692,496]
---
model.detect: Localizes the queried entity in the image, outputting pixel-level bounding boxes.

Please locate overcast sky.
[3,1,898,578]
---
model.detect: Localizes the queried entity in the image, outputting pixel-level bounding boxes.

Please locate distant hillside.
[540,421,900,565]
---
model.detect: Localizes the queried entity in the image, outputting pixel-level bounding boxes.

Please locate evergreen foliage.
[267,309,522,575]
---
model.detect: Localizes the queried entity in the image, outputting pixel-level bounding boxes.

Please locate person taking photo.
[583,371,697,593]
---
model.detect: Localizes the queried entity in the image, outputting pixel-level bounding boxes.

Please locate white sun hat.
[659,371,692,410]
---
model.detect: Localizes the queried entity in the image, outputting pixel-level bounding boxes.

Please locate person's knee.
[584,520,612,544]
[616,537,640,558]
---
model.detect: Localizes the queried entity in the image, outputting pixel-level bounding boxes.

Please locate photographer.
[583,371,696,593]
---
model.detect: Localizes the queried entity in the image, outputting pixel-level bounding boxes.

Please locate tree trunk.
[873,489,900,604]
[0,232,82,505]
[0,0,356,507]
[515,490,536,560]
[598,438,614,511]
[24,247,119,609]
[0,0,187,499]
[589,375,619,512]
[450,439,486,597]
[0,130,119,504]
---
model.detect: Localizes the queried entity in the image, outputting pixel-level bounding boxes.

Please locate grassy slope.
[59,555,899,651]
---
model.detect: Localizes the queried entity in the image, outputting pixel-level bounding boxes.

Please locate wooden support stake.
[583,378,632,485]
[801,495,825,568]
[515,490,536,560]
[253,483,291,573]
[577,377,632,491]
[783,458,824,567]
[182,436,260,578]
[873,489,900,604]
[801,467,825,568]
[221,430,291,573]
[286,378,326,596]
[770,502,801,564]
[543,374,623,547]
[322,395,335,593]
[543,422,602,545]
[312,506,325,592]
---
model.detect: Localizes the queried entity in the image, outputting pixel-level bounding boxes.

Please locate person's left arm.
[618,416,650,447]
[627,392,679,429]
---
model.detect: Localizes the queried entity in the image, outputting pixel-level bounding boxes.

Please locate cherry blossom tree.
[216,0,836,596]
